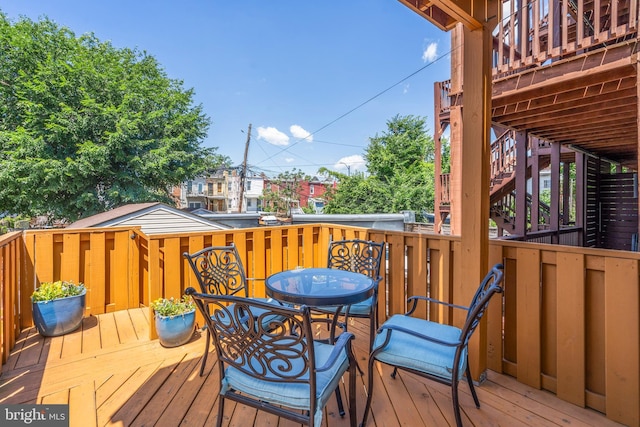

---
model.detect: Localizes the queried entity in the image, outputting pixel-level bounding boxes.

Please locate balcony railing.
[493,0,639,76]
[1,224,638,426]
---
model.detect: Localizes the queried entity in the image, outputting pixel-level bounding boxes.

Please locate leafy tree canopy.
[323,115,440,215]
[261,169,310,217]
[0,13,229,223]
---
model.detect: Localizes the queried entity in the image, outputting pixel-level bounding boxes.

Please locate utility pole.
[238,123,251,213]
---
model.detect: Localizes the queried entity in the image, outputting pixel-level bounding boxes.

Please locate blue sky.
[2,1,451,177]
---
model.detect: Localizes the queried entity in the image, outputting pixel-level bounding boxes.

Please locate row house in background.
[300,176,332,214]
[178,170,333,214]
[219,169,264,213]
[262,175,333,215]
[179,168,264,213]
[180,176,208,209]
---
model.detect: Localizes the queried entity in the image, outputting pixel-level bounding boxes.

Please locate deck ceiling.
[491,41,639,170]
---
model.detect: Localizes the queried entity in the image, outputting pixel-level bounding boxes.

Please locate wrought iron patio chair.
[360,263,504,427]
[185,288,358,427]
[183,243,286,376]
[311,239,386,349]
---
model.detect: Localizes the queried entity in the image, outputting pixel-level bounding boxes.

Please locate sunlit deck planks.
[0,309,624,427]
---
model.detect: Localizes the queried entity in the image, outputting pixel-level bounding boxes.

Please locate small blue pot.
[32,290,86,337]
[155,310,196,347]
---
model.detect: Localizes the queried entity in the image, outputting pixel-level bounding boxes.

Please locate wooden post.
[460,23,492,381]
[575,152,585,246]
[434,82,443,232]
[551,142,561,243]
[515,131,528,236]
[562,161,570,225]
[531,139,540,231]
[449,25,464,235]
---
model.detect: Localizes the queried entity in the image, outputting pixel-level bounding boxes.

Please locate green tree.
[0,13,227,223]
[321,172,392,214]
[323,115,436,215]
[261,169,310,216]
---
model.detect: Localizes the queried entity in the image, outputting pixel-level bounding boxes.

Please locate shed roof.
[67,203,230,234]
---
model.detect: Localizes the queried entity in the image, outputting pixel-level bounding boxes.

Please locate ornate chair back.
[183,244,249,297]
[186,288,357,427]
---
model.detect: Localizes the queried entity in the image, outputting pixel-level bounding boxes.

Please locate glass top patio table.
[265,267,374,307]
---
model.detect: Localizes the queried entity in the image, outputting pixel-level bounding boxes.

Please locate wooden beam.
[515,131,527,235]
[530,140,540,231]
[551,142,561,243]
[637,67,640,244]
[574,152,584,246]
[460,23,492,381]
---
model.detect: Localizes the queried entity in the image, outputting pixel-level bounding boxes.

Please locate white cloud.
[257,126,289,146]
[335,155,366,173]
[290,124,313,142]
[403,83,410,94]
[284,157,294,163]
[422,42,438,63]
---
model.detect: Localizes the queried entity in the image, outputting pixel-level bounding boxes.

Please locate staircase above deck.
[491,0,639,169]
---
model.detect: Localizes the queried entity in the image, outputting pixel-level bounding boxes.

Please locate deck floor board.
[0,309,625,427]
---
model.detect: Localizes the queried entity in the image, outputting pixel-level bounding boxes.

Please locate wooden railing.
[0,226,638,426]
[439,173,451,206]
[0,231,22,369]
[493,0,638,75]
[490,129,517,185]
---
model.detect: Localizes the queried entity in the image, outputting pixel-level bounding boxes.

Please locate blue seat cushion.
[212,298,287,330]
[372,314,466,381]
[250,297,290,327]
[314,295,374,316]
[221,340,349,426]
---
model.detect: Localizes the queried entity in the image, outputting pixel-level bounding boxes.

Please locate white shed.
[67,203,231,234]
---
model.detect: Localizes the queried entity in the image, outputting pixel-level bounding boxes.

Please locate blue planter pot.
[32,290,86,337]
[155,310,195,347]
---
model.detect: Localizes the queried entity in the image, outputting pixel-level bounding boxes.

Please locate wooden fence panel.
[556,252,586,406]
[61,233,81,284]
[163,237,182,301]
[248,229,268,298]
[0,232,22,368]
[88,233,106,315]
[516,248,542,388]
[405,235,428,319]
[386,232,407,317]
[585,266,605,411]
[541,254,558,392]
[604,258,639,426]
[1,226,638,426]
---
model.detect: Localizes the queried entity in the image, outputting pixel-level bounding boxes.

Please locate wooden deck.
[0,309,624,427]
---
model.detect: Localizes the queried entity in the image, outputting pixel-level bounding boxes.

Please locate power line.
[253,51,453,170]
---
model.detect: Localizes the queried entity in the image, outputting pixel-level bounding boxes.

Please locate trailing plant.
[31,280,86,302]
[151,295,195,317]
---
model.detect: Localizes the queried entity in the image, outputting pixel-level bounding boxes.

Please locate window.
[310,184,314,195]
[189,202,202,209]
[198,183,203,193]
[246,180,252,191]
[217,182,222,193]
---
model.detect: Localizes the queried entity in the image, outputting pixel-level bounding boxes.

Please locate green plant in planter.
[151,295,196,348]
[150,295,195,317]
[31,280,86,337]
[32,280,86,302]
